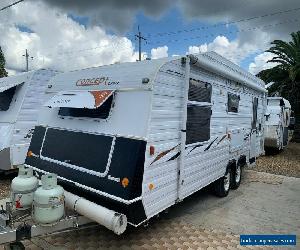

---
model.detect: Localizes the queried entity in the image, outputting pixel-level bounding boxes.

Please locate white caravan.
[0,69,58,172]
[264,97,291,151]
[24,52,266,228]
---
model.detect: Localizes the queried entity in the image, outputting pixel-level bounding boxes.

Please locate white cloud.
[5,68,17,76]
[248,52,277,75]
[0,1,144,73]
[188,33,271,67]
[188,44,207,54]
[151,46,168,59]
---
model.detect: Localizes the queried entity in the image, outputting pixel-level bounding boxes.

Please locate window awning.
[44,90,114,109]
[0,81,24,93]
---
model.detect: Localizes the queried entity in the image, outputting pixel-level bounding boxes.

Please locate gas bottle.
[33,173,64,225]
[11,166,38,210]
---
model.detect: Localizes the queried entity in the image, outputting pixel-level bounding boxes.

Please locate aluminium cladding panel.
[10,70,58,166]
[0,148,11,171]
[0,71,35,168]
[142,59,185,218]
[179,142,229,199]
[264,125,280,148]
[0,73,34,124]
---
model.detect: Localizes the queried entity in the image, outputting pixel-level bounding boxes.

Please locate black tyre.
[231,163,242,190]
[5,242,25,250]
[213,168,231,197]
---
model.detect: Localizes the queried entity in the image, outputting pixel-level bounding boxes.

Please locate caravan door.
[249,97,259,161]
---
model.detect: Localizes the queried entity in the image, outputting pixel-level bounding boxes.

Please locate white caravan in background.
[0,69,58,173]
[24,52,266,228]
[264,97,291,151]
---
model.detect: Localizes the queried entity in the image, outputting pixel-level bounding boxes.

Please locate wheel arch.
[237,155,247,167]
[226,159,236,173]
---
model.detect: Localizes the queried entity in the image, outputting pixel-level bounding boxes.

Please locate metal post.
[138,29,141,61]
[135,26,146,61]
[23,49,33,72]
[25,49,28,72]
[177,56,190,201]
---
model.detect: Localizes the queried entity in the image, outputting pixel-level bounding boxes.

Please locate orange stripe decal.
[150,144,179,165]
[89,90,113,108]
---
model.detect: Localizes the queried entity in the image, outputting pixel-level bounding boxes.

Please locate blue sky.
[129,8,238,55]
[67,8,255,70]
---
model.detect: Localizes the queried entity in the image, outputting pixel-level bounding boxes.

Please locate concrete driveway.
[1,170,299,249]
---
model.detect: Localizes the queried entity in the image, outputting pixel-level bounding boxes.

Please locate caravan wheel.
[213,170,231,197]
[231,164,242,190]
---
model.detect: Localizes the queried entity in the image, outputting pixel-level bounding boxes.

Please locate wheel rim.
[235,165,241,183]
[224,172,230,191]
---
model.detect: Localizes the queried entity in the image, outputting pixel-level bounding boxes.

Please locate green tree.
[0,46,8,78]
[258,31,300,142]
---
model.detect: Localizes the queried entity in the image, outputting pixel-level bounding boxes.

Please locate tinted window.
[0,86,16,111]
[188,79,212,102]
[186,106,211,144]
[227,93,239,113]
[59,95,113,119]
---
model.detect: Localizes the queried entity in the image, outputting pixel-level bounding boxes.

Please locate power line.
[146,18,300,46]
[41,18,296,59]
[145,6,300,38]
[0,0,24,12]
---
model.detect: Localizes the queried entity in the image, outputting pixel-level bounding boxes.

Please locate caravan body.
[264,97,291,150]
[25,52,266,226]
[0,69,58,171]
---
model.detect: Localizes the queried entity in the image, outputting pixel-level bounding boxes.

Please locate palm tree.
[0,46,8,78]
[258,31,300,142]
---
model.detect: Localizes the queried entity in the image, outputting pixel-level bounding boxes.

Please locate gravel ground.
[0,178,10,199]
[255,142,300,178]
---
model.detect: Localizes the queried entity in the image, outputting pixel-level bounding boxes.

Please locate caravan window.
[227,93,240,113]
[186,106,211,144]
[188,79,212,103]
[0,86,16,111]
[186,79,212,145]
[252,97,258,129]
[59,95,113,119]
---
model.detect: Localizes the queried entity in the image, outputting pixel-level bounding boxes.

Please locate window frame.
[186,78,212,145]
[58,93,115,121]
[227,92,240,113]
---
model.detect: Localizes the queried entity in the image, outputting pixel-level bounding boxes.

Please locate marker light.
[148,183,154,190]
[150,146,155,156]
[27,151,33,157]
[121,178,129,188]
